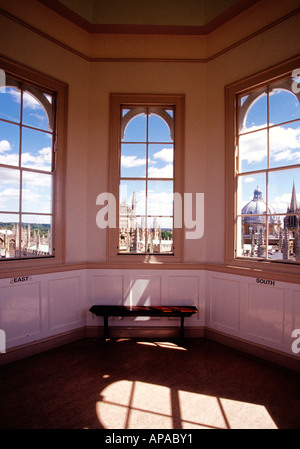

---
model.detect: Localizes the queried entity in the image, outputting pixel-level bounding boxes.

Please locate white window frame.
[108,93,185,263]
[225,56,300,279]
[0,56,67,272]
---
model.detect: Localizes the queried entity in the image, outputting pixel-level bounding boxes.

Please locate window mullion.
[18,86,24,257]
[145,108,149,252]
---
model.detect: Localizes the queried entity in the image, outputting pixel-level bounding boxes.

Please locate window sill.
[0,258,299,284]
[108,253,183,264]
[0,254,64,276]
[225,256,300,283]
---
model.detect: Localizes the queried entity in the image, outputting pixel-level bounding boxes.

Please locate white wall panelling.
[293,290,300,334]
[87,270,203,328]
[208,277,240,333]
[1,282,42,345]
[247,284,285,346]
[0,270,86,350]
[48,276,83,331]
[206,271,300,356]
[0,268,299,359]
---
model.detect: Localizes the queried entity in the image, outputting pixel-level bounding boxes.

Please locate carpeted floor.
[0,337,299,429]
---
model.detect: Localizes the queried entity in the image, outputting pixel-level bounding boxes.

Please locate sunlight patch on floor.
[96,380,278,429]
[136,341,187,350]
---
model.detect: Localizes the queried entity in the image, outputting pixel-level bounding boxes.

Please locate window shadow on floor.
[0,338,299,429]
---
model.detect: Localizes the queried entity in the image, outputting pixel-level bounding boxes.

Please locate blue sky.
[120,109,174,229]
[1,80,299,228]
[238,87,300,216]
[0,84,53,225]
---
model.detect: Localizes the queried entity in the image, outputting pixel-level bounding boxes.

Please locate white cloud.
[120,187,174,217]
[0,167,19,184]
[239,128,267,163]
[269,125,300,162]
[240,124,300,164]
[153,148,173,163]
[0,146,52,169]
[21,146,52,170]
[271,193,300,214]
[244,176,256,183]
[148,164,173,178]
[7,88,42,110]
[0,140,18,165]
[0,188,19,198]
[23,171,52,188]
[23,92,41,109]
[121,155,146,168]
[0,153,18,166]
[0,140,12,153]
[148,190,173,215]
[0,188,19,209]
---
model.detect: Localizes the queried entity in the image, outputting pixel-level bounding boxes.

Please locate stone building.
[119,193,172,253]
[242,183,300,261]
[0,224,50,258]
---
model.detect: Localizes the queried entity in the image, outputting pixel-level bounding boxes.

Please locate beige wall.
[0,0,299,368]
[0,0,299,265]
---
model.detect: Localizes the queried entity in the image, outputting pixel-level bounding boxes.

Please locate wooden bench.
[89,305,197,340]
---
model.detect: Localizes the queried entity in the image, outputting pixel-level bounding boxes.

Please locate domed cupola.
[253,186,263,200]
[242,186,276,225]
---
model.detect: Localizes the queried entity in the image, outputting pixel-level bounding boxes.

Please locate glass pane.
[21,214,52,257]
[240,216,267,259]
[267,215,286,262]
[238,173,266,217]
[0,167,20,212]
[146,216,173,254]
[21,127,52,171]
[147,180,173,216]
[122,111,146,142]
[269,121,300,168]
[22,171,53,214]
[148,112,173,142]
[0,85,21,123]
[148,144,173,178]
[119,215,145,253]
[0,213,19,258]
[119,180,146,218]
[22,89,53,132]
[238,129,267,172]
[268,168,300,216]
[238,89,267,134]
[282,220,300,263]
[120,143,146,178]
[269,82,300,125]
[267,215,300,263]
[236,215,244,257]
[0,120,20,166]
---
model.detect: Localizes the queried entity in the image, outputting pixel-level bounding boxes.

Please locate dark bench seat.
[89,305,198,340]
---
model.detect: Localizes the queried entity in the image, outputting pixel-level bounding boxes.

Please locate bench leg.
[103,315,109,340]
[180,316,184,339]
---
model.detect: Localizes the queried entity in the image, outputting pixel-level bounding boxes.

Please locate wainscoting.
[0,268,299,370]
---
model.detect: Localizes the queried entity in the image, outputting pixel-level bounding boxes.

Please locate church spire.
[289,181,298,213]
[132,191,136,212]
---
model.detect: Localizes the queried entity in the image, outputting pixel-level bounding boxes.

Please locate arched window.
[0,58,67,263]
[226,58,300,267]
[109,94,184,261]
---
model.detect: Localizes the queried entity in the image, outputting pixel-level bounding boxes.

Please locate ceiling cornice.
[36,0,261,35]
[1,5,299,63]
